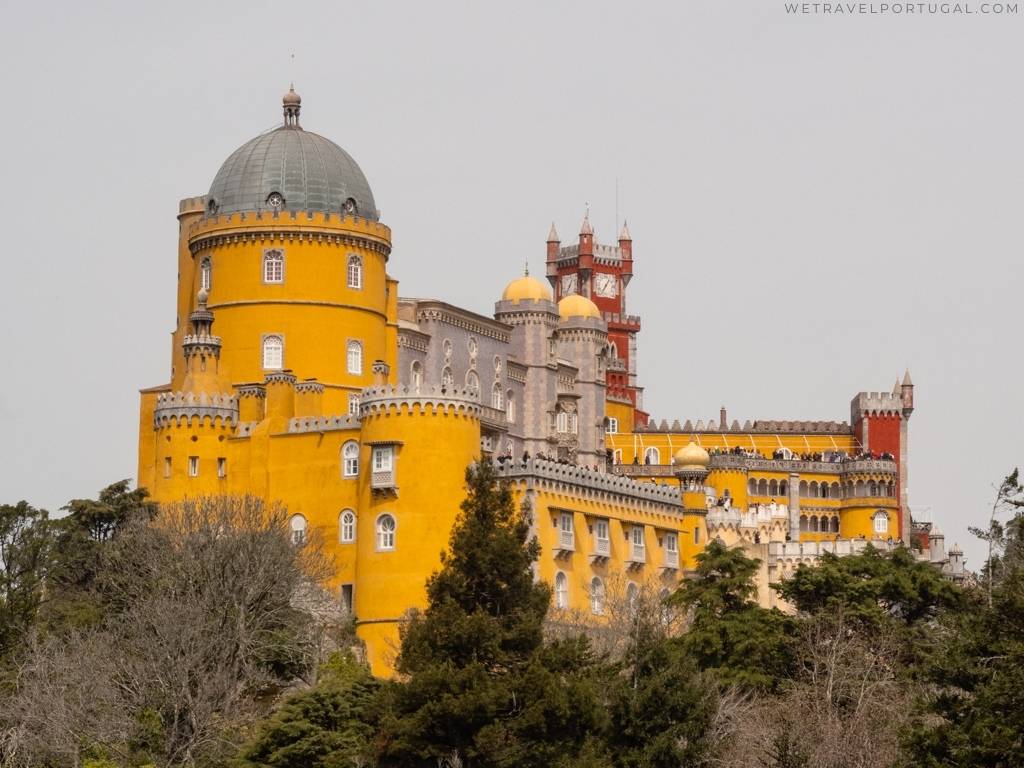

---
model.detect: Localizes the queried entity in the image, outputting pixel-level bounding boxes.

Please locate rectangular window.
[348,394,360,416]
[631,526,646,561]
[372,446,393,472]
[607,417,618,434]
[263,250,284,283]
[594,519,610,555]
[340,584,354,614]
[217,457,226,478]
[558,512,574,550]
[556,412,568,433]
[694,527,701,545]
[163,457,172,478]
[188,456,199,477]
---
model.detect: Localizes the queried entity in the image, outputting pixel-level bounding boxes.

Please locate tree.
[1,494,334,768]
[235,651,381,768]
[672,540,794,691]
[969,468,1024,605]
[0,501,50,660]
[378,460,607,767]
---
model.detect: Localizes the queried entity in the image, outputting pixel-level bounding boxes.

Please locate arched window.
[780,480,788,495]
[263,249,284,283]
[506,391,515,423]
[810,481,819,498]
[626,582,640,615]
[748,479,757,495]
[347,255,362,289]
[491,383,503,410]
[799,514,808,532]
[643,447,660,465]
[410,361,423,392]
[262,335,283,370]
[888,481,896,497]
[830,516,840,533]
[347,341,363,375]
[856,480,865,497]
[200,257,211,291]
[466,370,479,397]
[342,441,359,477]
[590,577,605,615]
[290,514,307,545]
[820,483,829,499]
[769,480,779,497]
[348,394,361,416]
[554,572,568,609]
[873,511,888,535]
[376,514,396,550]
[613,449,623,465]
[799,480,808,497]
[339,510,356,543]
[441,366,453,388]
[868,480,878,497]
[809,515,819,532]
[758,479,768,496]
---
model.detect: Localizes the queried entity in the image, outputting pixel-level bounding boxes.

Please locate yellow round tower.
[673,442,710,567]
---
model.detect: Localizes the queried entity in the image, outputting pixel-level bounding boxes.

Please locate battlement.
[187,209,392,255]
[851,391,904,418]
[707,501,790,529]
[359,384,483,419]
[603,312,641,328]
[638,418,851,434]
[153,391,238,428]
[178,196,206,216]
[287,414,359,433]
[495,458,684,510]
[557,243,624,263]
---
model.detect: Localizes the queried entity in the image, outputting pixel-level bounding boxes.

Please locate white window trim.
[342,441,359,478]
[188,456,199,478]
[347,254,363,289]
[347,340,363,375]
[217,457,226,478]
[554,571,569,610]
[348,394,361,416]
[340,510,356,543]
[590,576,605,615]
[873,511,889,534]
[372,446,394,472]
[263,249,285,284]
[375,513,396,551]
[290,514,307,545]
[607,417,618,434]
[262,334,284,371]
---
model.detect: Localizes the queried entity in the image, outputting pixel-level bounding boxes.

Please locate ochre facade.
[138,90,954,675]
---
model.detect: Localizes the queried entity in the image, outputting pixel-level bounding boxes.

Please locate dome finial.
[283,85,302,128]
[524,258,530,277]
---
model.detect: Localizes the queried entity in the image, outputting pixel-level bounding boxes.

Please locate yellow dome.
[501,275,552,304]
[558,293,601,321]
[673,442,710,469]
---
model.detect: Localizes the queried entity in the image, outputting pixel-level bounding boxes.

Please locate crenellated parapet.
[153,391,238,428]
[294,380,324,395]
[358,384,482,419]
[851,391,905,419]
[187,209,392,258]
[495,458,684,513]
[288,414,359,433]
[638,418,851,434]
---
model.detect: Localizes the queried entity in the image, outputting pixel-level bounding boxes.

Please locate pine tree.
[672,539,794,691]
[379,460,606,767]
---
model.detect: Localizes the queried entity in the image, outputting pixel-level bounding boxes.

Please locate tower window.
[874,511,889,535]
[441,367,453,388]
[410,360,423,392]
[188,456,199,477]
[340,509,356,543]
[262,335,284,370]
[263,249,284,283]
[163,457,172,478]
[266,192,285,210]
[506,391,515,423]
[372,446,393,472]
[348,394,360,416]
[347,255,362,289]
[342,441,359,478]
[200,257,211,291]
[290,514,307,545]
[376,513,396,551]
[554,572,568,610]
[590,577,605,615]
[491,383,503,410]
[347,341,363,375]
[466,370,479,398]
[217,457,226,478]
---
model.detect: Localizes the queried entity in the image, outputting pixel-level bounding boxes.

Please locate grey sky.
[0,0,1020,568]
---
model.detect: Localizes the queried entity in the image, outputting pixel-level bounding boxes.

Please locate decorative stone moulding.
[154,391,238,428]
[294,380,325,394]
[288,414,359,433]
[264,371,298,386]
[495,458,683,509]
[637,419,851,434]
[236,383,267,399]
[358,384,483,419]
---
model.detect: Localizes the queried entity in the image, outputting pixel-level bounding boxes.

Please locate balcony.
[591,536,611,563]
[479,405,509,432]
[662,549,680,570]
[626,543,646,569]
[371,470,395,491]
[610,464,676,478]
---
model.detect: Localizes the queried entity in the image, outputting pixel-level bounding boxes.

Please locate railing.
[558,528,575,550]
[611,458,897,477]
[629,543,646,563]
[610,464,676,478]
[839,495,898,509]
[371,470,395,489]
[663,549,679,569]
[593,537,610,557]
[479,405,509,430]
[769,539,898,559]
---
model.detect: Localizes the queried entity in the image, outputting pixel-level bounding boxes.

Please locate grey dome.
[206,126,377,219]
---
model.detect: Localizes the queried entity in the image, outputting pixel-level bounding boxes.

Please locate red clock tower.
[545,212,648,426]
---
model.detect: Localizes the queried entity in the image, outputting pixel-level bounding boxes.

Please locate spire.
[547,221,560,242]
[524,258,530,277]
[893,379,900,395]
[580,207,593,236]
[902,368,913,386]
[619,219,632,241]
[283,84,301,128]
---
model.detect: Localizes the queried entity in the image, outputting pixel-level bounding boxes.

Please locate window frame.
[263,249,285,284]
[340,509,356,543]
[346,254,363,289]
[607,417,618,434]
[342,441,360,478]
[262,334,284,370]
[554,572,569,610]
[290,514,307,546]
[200,257,211,291]
[590,576,605,615]
[348,394,360,416]
[376,513,396,551]
[346,340,363,375]
[873,511,889,535]
[372,446,393,472]
[187,456,199,478]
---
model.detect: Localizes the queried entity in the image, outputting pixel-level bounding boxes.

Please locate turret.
[181,288,228,393]
[673,442,711,511]
[545,222,560,287]
[618,220,633,287]
[901,369,914,418]
[578,210,594,293]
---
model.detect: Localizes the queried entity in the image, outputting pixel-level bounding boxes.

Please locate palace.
[137,89,962,674]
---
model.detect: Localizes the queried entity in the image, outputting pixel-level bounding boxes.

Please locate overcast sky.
[0,0,1020,567]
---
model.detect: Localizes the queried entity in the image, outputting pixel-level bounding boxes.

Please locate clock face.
[594,273,618,298]
[560,273,578,296]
